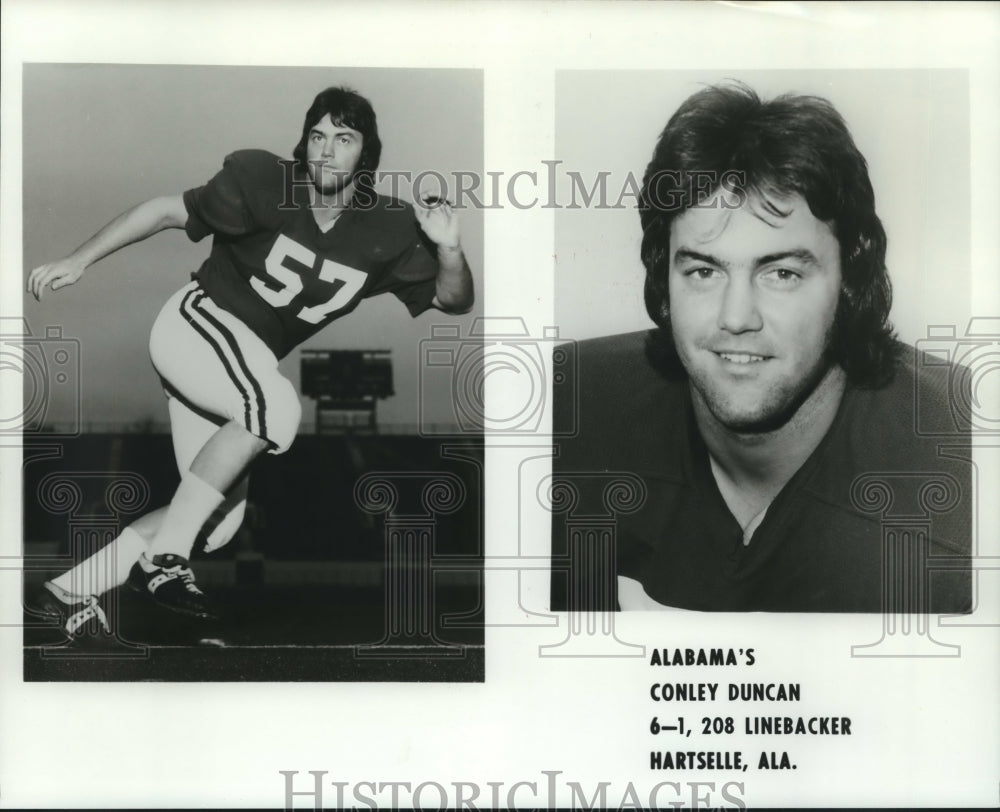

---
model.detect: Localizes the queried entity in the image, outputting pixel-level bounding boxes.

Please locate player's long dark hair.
[640,82,897,388]
[293,86,382,190]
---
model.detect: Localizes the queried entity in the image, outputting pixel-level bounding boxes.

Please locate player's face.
[305,113,364,195]
[668,192,842,433]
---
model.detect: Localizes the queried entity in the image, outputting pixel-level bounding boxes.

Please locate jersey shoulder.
[352,193,419,232]
[851,341,971,449]
[815,341,973,553]
[558,330,688,473]
[185,149,291,239]
[574,330,687,415]
[222,149,289,184]
[219,149,293,231]
[220,149,290,206]
[348,193,435,269]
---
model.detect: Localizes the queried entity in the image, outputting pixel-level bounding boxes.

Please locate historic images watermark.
[279,769,747,810]
[279,162,749,213]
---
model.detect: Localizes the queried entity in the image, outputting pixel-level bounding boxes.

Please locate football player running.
[26,86,474,643]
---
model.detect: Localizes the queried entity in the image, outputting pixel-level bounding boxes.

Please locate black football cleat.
[30,582,117,645]
[127,553,217,619]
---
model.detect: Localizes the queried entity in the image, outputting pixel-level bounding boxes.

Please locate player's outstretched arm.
[414,196,475,314]
[27,194,189,300]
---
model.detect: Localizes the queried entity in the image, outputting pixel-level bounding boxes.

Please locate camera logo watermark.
[0,317,81,444]
[914,318,1000,436]
[419,317,576,437]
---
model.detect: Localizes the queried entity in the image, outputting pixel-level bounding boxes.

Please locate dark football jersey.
[183,149,440,359]
[551,333,973,613]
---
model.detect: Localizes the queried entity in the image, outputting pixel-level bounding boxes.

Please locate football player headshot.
[25,81,475,645]
[551,79,973,613]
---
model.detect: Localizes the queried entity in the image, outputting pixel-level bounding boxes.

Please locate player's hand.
[27,256,87,301]
[414,196,461,250]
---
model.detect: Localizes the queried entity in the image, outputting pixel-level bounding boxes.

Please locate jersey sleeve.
[183,150,275,243]
[377,230,441,317]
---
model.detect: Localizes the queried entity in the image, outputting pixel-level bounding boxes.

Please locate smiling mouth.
[715,351,769,364]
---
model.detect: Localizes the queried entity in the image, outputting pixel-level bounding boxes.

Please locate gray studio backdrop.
[554,69,971,344]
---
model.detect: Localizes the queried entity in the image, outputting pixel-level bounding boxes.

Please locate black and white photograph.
[1,2,997,810]
[17,64,485,682]
[550,70,975,614]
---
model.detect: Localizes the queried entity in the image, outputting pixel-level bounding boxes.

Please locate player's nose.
[717,275,763,334]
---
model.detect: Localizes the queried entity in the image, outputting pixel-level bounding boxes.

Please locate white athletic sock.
[146,473,225,560]
[51,526,148,598]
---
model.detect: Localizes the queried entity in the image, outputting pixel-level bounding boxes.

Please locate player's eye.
[760,267,802,288]
[684,267,719,281]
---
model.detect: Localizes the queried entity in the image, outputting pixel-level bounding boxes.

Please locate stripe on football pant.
[177,289,269,443]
